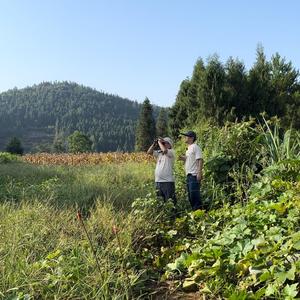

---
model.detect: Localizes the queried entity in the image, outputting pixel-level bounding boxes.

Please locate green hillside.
[0,81,158,152]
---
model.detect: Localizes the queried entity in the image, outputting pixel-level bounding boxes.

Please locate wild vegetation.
[1,47,300,299]
[1,118,299,299]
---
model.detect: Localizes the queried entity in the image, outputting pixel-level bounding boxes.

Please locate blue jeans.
[187,174,202,210]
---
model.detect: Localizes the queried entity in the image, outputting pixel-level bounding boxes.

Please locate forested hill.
[0,81,156,152]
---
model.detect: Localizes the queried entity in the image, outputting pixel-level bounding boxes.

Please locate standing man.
[147,137,176,206]
[179,131,203,211]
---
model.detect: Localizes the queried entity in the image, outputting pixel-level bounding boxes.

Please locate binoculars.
[153,138,165,145]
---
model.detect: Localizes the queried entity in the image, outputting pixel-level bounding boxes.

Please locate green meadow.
[1,120,300,299]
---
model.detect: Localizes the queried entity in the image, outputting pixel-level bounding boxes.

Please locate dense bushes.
[178,118,300,208]
[130,119,300,298]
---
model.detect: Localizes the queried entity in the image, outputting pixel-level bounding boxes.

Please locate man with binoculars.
[147,137,176,206]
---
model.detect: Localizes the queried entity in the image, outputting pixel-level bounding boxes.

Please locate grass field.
[1,120,300,299]
[0,160,161,299]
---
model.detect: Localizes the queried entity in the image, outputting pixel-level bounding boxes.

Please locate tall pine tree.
[248,45,272,116]
[269,53,299,118]
[135,98,156,151]
[169,79,191,139]
[224,57,248,120]
[156,108,169,137]
[187,59,206,123]
[202,55,226,124]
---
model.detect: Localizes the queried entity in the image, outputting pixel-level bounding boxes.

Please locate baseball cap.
[180,131,197,140]
[162,137,173,147]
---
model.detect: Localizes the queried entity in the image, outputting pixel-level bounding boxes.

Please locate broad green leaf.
[182,279,198,292]
[270,203,287,214]
[259,271,271,282]
[286,264,296,281]
[251,236,266,247]
[275,271,287,284]
[291,232,300,242]
[166,252,189,271]
[293,240,300,250]
[283,283,298,298]
[243,241,253,255]
[254,287,266,299]
[265,284,276,296]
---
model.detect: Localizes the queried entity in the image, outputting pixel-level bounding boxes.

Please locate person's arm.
[195,145,203,182]
[196,158,203,182]
[147,140,157,155]
[158,138,168,154]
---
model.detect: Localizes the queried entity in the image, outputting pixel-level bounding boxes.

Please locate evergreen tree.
[269,53,299,118]
[169,46,300,131]
[202,55,226,124]
[224,57,248,120]
[5,137,24,155]
[187,59,206,123]
[248,45,272,115]
[156,108,169,137]
[135,98,156,151]
[169,79,191,139]
[68,131,92,153]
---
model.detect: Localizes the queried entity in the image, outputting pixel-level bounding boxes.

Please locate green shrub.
[0,152,19,163]
[177,119,300,208]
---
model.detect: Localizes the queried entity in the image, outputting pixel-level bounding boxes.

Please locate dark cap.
[180,131,197,140]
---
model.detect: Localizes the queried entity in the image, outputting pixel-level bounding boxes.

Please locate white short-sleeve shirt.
[185,143,203,175]
[154,149,175,182]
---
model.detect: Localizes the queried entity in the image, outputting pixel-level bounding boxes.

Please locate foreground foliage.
[1,119,299,299]
[134,169,300,299]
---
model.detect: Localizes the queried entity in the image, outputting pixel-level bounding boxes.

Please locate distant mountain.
[0,81,160,152]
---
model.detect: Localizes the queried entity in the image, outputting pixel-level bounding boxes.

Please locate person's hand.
[197,172,202,182]
[179,155,186,161]
[152,139,158,146]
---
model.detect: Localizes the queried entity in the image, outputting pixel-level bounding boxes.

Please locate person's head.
[162,137,173,149]
[180,131,197,145]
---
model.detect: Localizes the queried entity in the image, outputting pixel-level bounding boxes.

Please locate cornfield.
[23,152,154,165]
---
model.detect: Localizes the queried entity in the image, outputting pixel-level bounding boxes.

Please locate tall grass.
[259,117,300,164]
[0,200,149,299]
[0,161,156,299]
[0,162,154,210]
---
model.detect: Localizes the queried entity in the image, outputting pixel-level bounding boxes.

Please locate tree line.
[169,46,300,138]
[2,46,299,154]
[5,102,169,154]
[135,46,300,151]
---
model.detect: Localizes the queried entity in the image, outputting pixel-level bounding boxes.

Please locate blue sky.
[0,0,299,107]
